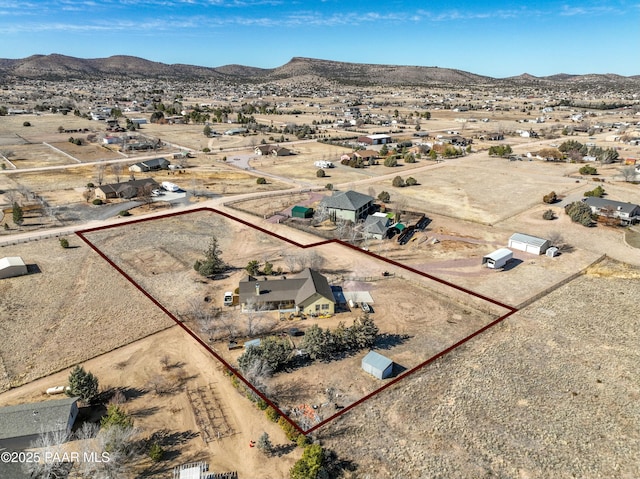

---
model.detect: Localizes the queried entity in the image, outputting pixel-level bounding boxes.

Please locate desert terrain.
[1,63,639,478]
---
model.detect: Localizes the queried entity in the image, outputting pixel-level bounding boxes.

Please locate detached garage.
[508,233,550,255]
[361,351,393,379]
[482,248,513,269]
[0,257,28,279]
[291,206,314,218]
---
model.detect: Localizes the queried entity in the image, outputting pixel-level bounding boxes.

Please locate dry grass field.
[1,91,639,478]
[79,210,511,429]
[318,259,640,479]
[0,236,174,393]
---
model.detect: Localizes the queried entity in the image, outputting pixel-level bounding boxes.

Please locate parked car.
[361,303,371,313]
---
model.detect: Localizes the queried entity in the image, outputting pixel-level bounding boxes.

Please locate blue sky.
[1,0,638,77]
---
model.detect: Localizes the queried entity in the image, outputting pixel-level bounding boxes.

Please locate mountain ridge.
[0,54,638,87]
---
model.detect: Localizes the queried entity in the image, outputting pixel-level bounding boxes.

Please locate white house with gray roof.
[583,197,640,225]
[320,190,374,223]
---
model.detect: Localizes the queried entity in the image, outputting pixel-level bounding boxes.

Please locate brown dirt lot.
[319,259,640,479]
[0,327,300,479]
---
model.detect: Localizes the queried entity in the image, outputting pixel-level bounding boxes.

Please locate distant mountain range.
[1,54,638,87]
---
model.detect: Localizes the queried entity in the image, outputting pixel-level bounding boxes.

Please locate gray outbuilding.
[508,233,550,255]
[482,248,513,269]
[361,350,393,379]
[0,396,79,450]
[0,256,28,279]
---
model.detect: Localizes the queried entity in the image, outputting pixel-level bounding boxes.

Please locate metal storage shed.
[361,351,393,379]
[508,233,550,255]
[291,206,314,218]
[0,256,28,279]
[482,248,513,269]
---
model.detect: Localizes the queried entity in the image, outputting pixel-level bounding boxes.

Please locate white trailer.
[161,181,180,192]
[482,248,513,269]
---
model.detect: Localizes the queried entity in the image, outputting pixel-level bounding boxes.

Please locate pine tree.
[12,202,23,225]
[68,365,99,402]
[257,432,273,456]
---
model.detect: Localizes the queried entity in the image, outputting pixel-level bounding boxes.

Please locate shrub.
[119,210,131,217]
[256,177,267,185]
[383,156,398,167]
[86,182,94,188]
[59,238,69,248]
[325,183,333,190]
[584,185,605,198]
[23,121,31,127]
[392,176,405,187]
[543,191,557,204]
[316,169,326,178]
[148,442,164,462]
[404,154,416,163]
[378,191,390,203]
[579,165,597,175]
[542,209,555,220]
[405,177,418,186]
[202,147,211,153]
[278,416,300,441]
[265,406,280,422]
[92,198,103,205]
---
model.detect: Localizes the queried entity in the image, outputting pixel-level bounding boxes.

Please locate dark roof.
[583,197,640,215]
[0,397,78,441]
[132,157,169,169]
[96,178,158,196]
[320,190,374,211]
[239,268,334,306]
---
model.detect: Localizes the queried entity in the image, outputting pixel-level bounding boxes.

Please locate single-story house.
[239,268,335,315]
[358,134,392,145]
[128,157,170,173]
[508,233,550,255]
[482,248,513,269]
[319,190,374,223]
[254,144,291,156]
[0,397,79,450]
[0,256,28,279]
[583,197,640,225]
[361,351,393,379]
[94,178,159,200]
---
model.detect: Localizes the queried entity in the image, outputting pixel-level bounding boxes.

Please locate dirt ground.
[318,259,640,479]
[0,327,300,479]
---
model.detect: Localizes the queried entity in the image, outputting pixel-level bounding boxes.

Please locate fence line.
[0,230,75,247]
[515,254,607,310]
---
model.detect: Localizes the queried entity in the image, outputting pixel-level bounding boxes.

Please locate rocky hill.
[0,54,638,88]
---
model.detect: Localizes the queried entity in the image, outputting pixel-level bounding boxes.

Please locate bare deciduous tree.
[110,163,123,183]
[95,162,106,186]
[620,165,638,182]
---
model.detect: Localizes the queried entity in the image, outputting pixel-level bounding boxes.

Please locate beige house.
[239,268,335,315]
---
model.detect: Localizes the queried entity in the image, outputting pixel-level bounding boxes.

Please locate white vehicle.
[223,292,234,306]
[161,181,180,192]
[314,160,334,168]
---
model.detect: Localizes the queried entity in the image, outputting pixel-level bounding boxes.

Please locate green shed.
[291,206,314,218]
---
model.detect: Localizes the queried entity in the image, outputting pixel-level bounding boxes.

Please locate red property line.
[76,207,518,435]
